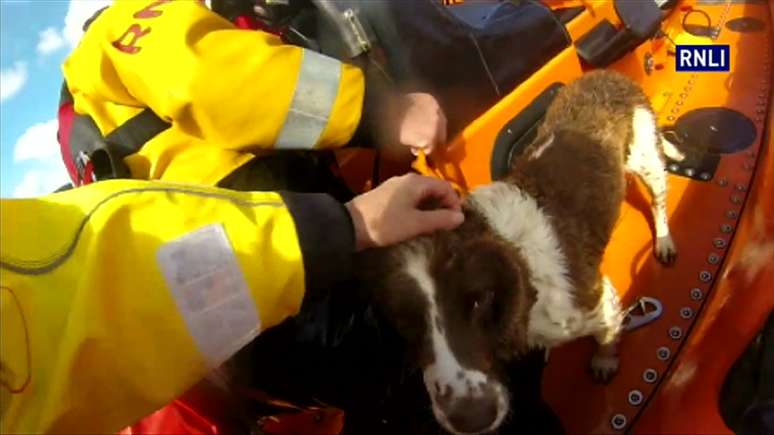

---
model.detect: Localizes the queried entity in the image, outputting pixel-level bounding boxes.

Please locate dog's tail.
[660,134,686,162]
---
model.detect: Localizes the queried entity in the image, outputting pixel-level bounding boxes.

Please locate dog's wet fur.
[359,70,680,435]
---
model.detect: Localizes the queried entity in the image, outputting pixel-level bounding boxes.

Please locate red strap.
[81,158,95,186]
[233,14,286,39]
[233,14,259,30]
[118,400,219,435]
[57,102,80,186]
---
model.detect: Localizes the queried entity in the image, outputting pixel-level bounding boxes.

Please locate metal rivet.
[731,195,743,204]
[690,287,704,301]
[720,223,733,233]
[668,163,680,172]
[628,390,644,406]
[744,163,754,171]
[684,167,695,177]
[684,87,692,92]
[757,108,766,114]
[669,326,683,340]
[643,369,659,383]
[672,108,681,114]
[726,209,738,219]
[657,346,671,360]
[713,238,727,249]
[667,115,676,121]
[676,100,684,106]
[708,253,721,264]
[680,307,694,319]
[611,414,627,430]
[700,172,712,180]
[699,270,712,282]
[718,178,728,187]
[680,93,688,98]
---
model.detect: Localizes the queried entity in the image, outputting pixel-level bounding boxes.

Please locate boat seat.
[576,0,662,67]
[552,6,584,25]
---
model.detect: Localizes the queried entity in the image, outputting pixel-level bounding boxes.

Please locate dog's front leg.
[627,107,678,264]
[589,276,623,383]
[590,339,620,384]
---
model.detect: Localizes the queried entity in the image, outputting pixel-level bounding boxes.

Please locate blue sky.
[1,0,110,198]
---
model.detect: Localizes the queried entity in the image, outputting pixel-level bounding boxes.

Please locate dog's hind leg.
[589,276,623,383]
[626,106,677,265]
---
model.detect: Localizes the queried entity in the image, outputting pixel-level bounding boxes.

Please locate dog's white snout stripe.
[401,244,509,434]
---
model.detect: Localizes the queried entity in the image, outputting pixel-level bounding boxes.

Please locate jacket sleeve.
[62,0,365,151]
[0,180,354,434]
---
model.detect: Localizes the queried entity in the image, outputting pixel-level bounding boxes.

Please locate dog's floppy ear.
[459,238,533,358]
[353,247,395,302]
[356,246,434,364]
[354,246,421,320]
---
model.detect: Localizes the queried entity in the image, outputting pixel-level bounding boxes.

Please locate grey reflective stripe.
[157,224,262,368]
[274,49,342,150]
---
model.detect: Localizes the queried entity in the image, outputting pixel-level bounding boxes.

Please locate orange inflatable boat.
[338,1,774,433]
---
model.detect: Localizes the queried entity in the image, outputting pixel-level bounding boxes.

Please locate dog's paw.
[589,354,619,384]
[655,235,677,265]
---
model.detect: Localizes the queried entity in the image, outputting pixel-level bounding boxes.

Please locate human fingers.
[409,175,462,212]
[404,209,465,239]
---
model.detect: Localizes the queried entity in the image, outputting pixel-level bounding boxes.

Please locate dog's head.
[361,208,534,434]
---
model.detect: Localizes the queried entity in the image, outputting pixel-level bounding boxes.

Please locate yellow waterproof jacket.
[62,0,366,186]
[0,180,354,434]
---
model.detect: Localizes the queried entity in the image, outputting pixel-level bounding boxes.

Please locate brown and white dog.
[361,70,683,435]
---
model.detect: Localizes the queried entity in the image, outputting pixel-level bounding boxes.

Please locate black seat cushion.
[615,0,662,38]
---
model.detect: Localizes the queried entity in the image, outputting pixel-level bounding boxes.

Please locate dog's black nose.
[444,391,500,434]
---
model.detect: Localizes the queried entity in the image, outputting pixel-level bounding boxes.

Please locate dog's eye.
[472,290,494,312]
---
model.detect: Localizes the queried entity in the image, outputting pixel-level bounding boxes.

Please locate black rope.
[682,8,714,35]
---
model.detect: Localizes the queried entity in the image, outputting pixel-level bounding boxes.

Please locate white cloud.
[63,0,113,48]
[13,167,71,198]
[28,0,113,59]
[13,119,60,163]
[0,62,28,102]
[37,27,66,55]
[11,119,72,197]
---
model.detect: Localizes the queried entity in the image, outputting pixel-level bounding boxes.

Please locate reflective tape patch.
[275,49,342,149]
[157,224,260,367]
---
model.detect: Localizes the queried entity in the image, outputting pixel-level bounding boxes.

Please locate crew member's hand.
[390,93,447,156]
[346,174,464,251]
